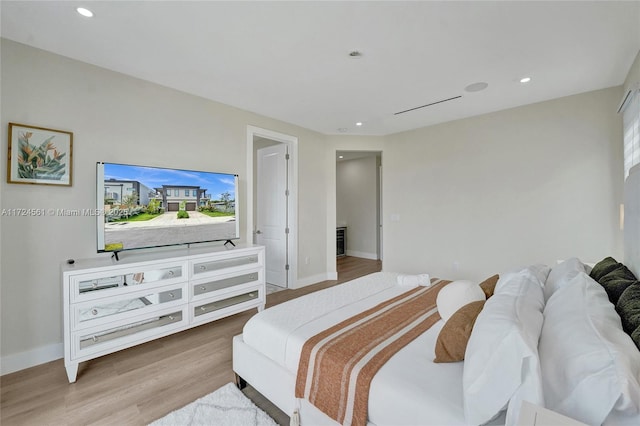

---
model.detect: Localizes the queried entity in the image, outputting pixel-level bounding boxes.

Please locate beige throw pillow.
[434,300,485,363]
[479,274,499,299]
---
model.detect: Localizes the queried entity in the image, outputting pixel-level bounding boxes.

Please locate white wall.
[382,87,624,281]
[336,156,379,259]
[0,39,330,372]
[624,50,640,92]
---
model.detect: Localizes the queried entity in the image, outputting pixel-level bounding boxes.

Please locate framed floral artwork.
[7,122,73,186]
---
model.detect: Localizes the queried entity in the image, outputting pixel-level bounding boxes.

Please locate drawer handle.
[168,315,174,321]
[91,309,98,316]
[92,336,98,342]
[168,270,174,277]
[168,292,175,298]
[200,306,206,312]
[92,282,98,288]
[200,286,206,291]
[199,265,206,270]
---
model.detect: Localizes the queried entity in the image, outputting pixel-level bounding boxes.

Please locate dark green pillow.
[631,325,640,351]
[616,283,640,334]
[599,264,637,305]
[589,257,621,281]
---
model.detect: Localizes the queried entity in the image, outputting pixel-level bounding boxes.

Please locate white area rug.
[149,383,278,426]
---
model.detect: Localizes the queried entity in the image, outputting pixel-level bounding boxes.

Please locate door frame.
[335,150,383,262]
[246,125,298,289]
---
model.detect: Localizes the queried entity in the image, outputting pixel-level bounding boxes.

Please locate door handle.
[255,230,262,234]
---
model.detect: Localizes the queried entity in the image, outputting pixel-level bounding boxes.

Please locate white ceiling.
[2,1,639,136]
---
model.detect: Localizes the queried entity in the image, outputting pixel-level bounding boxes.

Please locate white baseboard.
[294,272,337,289]
[1,342,63,375]
[346,250,378,260]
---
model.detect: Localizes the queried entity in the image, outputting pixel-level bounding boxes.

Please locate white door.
[257,144,288,287]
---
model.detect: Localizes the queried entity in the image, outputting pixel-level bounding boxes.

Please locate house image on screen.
[155,185,210,211]
[104,179,155,206]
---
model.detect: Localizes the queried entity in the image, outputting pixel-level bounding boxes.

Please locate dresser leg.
[65,363,78,383]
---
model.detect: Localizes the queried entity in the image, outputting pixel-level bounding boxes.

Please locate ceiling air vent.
[394,95,462,115]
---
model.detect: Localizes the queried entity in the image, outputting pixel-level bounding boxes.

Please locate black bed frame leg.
[235,373,247,390]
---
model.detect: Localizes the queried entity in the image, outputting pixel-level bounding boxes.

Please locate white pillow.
[539,272,640,425]
[463,266,546,426]
[543,257,586,301]
[436,280,485,321]
[494,263,550,296]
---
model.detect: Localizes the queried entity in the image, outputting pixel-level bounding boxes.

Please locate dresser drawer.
[191,286,262,325]
[70,262,185,303]
[71,306,187,361]
[192,270,261,300]
[191,253,261,277]
[71,283,187,331]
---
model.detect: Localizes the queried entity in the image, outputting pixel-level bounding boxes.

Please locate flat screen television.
[97,162,239,253]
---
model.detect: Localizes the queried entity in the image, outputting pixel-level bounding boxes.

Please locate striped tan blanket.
[295,279,449,426]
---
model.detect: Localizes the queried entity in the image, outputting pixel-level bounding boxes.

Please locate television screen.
[97,162,239,253]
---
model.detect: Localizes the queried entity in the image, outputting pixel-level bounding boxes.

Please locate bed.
[233,258,640,426]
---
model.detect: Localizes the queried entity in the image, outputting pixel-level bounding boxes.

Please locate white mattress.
[242,272,472,425]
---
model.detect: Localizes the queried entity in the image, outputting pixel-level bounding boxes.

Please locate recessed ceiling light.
[464,82,488,93]
[338,155,344,159]
[76,7,94,18]
[349,51,363,58]
[520,77,532,83]
[356,122,363,126]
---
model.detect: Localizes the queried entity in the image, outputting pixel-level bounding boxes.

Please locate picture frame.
[7,122,73,186]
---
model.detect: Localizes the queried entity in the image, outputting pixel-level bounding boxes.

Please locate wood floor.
[0,256,381,426]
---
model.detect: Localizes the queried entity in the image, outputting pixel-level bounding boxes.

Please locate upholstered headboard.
[624,164,640,278]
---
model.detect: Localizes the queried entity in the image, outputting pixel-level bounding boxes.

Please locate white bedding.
[242,272,475,425]
[244,272,401,370]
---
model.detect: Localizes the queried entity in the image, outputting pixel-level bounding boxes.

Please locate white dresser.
[62,244,265,383]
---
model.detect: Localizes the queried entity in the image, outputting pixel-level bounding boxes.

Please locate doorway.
[336,151,382,262]
[247,126,298,289]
